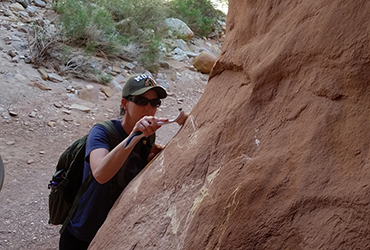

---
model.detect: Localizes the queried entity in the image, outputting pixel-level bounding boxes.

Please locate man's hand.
[134,116,168,137]
[148,143,165,162]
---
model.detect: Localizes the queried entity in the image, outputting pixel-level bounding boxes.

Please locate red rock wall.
[90,1,370,249]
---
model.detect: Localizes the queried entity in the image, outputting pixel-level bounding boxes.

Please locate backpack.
[48,120,120,231]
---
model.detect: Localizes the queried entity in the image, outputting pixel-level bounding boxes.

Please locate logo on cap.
[134,74,155,86]
[144,79,155,86]
[133,74,156,86]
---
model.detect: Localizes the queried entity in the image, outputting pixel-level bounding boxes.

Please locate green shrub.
[53,0,167,60]
[53,0,119,49]
[100,72,113,84]
[91,68,113,84]
[100,0,166,29]
[52,0,226,67]
[140,35,163,68]
[166,0,219,37]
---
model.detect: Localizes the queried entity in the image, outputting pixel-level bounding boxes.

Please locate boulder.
[34,0,46,8]
[9,3,24,12]
[16,0,29,9]
[78,87,99,102]
[192,51,217,74]
[90,1,370,249]
[165,18,194,40]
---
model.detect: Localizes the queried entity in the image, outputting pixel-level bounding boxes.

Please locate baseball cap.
[122,74,167,99]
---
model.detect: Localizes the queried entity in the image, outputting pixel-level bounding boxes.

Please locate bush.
[53,0,117,44]
[53,0,167,58]
[166,0,220,37]
[140,35,163,68]
[51,0,226,67]
[101,0,167,30]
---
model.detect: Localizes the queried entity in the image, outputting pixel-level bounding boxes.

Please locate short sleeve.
[85,124,111,163]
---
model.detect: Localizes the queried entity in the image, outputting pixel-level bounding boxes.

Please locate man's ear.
[121,98,127,109]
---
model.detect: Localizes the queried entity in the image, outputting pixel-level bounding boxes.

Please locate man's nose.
[144,102,153,111]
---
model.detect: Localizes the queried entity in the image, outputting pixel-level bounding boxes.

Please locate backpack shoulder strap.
[60,172,93,234]
[98,120,120,149]
[60,120,120,235]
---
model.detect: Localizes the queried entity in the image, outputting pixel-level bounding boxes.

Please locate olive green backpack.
[48,121,120,233]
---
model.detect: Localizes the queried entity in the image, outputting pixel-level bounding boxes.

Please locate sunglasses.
[126,96,161,108]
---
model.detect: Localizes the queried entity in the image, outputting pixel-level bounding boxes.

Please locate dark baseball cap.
[122,74,167,99]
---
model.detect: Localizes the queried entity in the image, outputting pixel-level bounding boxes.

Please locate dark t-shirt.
[67,119,153,242]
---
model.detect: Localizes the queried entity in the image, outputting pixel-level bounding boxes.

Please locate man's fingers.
[139,117,156,136]
[147,152,155,162]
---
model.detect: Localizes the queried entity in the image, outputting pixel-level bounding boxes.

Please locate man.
[59,74,168,249]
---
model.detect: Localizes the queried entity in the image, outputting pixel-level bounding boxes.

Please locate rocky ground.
[0,1,222,249]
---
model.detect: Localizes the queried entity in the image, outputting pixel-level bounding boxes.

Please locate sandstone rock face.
[90,1,370,249]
